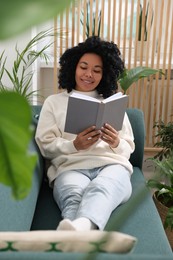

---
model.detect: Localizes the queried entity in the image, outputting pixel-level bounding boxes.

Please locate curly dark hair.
[58,36,125,98]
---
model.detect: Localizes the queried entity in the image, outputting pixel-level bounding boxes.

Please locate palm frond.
[0,28,55,102]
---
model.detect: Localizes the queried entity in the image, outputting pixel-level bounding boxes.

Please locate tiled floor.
[142,154,156,195]
[142,154,155,181]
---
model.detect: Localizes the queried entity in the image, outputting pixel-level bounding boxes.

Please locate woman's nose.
[85,69,93,77]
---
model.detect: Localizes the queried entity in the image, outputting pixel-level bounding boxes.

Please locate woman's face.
[75,53,103,92]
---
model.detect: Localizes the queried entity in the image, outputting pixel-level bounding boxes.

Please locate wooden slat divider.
[152,0,164,145]
[107,0,111,40]
[59,13,63,56]
[117,0,122,48]
[162,0,171,120]
[111,0,116,41]
[100,0,105,38]
[53,17,58,94]
[83,0,87,39]
[165,6,173,123]
[89,0,93,36]
[127,0,134,69]
[65,7,69,49]
[95,0,99,36]
[122,0,128,60]
[75,1,80,44]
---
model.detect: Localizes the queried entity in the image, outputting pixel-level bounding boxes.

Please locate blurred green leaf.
[0,0,74,40]
[0,91,37,199]
[147,179,165,190]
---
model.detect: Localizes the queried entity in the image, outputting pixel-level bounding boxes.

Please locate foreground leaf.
[0,91,37,199]
[0,0,74,40]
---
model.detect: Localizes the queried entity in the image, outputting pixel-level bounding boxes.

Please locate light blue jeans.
[53,164,132,230]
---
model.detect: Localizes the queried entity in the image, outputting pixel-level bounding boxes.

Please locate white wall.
[0,29,33,88]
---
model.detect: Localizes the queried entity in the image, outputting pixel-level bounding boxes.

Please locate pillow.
[0,230,137,253]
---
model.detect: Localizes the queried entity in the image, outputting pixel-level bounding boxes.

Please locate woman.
[35,36,135,231]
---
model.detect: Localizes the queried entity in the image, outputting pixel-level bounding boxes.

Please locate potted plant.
[0,29,54,103]
[152,121,173,160]
[147,120,173,249]
[138,2,153,42]
[80,0,102,38]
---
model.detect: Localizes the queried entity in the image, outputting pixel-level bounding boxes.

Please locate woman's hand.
[73,126,101,151]
[100,123,120,148]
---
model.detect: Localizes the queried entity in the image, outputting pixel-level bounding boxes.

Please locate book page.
[102,92,124,103]
[70,92,100,103]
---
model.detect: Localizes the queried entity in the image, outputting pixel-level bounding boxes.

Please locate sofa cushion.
[0,230,137,253]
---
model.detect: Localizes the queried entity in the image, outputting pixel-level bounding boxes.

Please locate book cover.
[64,92,128,134]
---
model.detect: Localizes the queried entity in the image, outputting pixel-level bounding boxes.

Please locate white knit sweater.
[35,90,135,186]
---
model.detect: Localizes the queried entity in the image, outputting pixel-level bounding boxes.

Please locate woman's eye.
[80,66,87,70]
[94,70,102,73]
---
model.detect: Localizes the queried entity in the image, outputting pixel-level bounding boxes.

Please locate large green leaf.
[118,66,160,94]
[0,91,37,199]
[0,0,74,40]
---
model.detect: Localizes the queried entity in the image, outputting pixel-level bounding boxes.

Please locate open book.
[64,92,128,134]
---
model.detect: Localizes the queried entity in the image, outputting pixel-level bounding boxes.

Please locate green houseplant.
[138,2,153,42]
[136,2,153,60]
[147,154,173,248]
[152,121,173,160]
[147,120,173,248]
[118,66,161,94]
[0,29,53,103]
[80,0,102,38]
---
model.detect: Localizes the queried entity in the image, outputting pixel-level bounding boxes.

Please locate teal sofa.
[0,107,172,259]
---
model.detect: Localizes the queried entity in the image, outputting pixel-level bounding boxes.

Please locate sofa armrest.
[126,108,145,170]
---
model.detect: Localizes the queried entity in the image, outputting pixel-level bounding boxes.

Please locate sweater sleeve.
[110,113,135,159]
[35,96,78,160]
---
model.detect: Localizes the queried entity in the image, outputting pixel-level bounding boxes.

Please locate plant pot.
[153,192,173,249]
